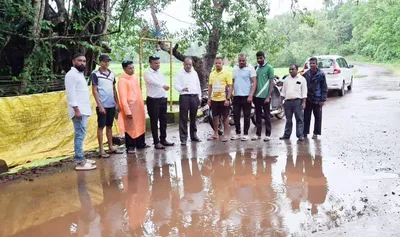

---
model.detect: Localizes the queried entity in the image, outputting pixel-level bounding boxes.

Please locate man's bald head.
[183,57,193,72]
[238,53,247,68]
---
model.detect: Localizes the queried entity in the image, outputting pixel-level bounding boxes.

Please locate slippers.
[99,153,110,158]
[221,137,228,142]
[107,149,124,154]
[207,136,219,141]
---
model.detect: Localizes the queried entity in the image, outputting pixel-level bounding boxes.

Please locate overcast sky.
[149,0,323,33]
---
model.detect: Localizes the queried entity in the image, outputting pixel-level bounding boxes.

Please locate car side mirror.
[348,65,354,68]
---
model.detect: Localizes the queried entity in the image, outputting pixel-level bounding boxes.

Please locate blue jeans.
[72,116,88,163]
[283,99,304,138]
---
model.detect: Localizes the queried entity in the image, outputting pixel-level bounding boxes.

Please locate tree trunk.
[202,26,221,83]
[149,3,210,92]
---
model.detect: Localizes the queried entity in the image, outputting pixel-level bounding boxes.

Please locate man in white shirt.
[174,57,202,146]
[65,53,96,171]
[280,64,308,141]
[144,55,174,149]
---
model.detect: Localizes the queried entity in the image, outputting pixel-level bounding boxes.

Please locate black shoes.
[161,140,175,146]
[191,137,201,142]
[154,143,165,149]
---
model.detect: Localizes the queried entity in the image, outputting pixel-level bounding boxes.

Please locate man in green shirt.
[252,51,274,141]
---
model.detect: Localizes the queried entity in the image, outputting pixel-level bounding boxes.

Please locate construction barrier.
[0,89,118,167]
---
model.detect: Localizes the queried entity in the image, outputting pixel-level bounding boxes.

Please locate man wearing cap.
[144,55,175,149]
[174,57,202,146]
[91,54,122,157]
[65,53,96,171]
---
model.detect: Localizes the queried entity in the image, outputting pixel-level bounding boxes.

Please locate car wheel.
[338,82,345,96]
[347,77,353,91]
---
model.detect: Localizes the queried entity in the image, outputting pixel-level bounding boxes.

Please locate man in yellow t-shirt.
[207,57,233,142]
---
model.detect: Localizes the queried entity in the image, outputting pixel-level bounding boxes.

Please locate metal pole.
[140,38,172,43]
[139,39,143,89]
[169,41,173,112]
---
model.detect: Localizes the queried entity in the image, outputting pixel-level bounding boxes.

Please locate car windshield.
[317,58,334,68]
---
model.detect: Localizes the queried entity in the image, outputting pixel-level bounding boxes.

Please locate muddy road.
[1,63,400,237]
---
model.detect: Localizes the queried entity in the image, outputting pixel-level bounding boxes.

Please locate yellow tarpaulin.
[0,89,118,167]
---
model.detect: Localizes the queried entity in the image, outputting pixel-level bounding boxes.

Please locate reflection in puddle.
[0,142,374,237]
[366,96,387,101]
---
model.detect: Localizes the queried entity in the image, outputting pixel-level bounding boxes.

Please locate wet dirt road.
[1,63,400,237]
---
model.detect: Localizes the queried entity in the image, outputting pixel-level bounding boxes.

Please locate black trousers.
[125,133,146,150]
[179,95,199,142]
[254,97,271,137]
[146,97,168,144]
[304,100,322,136]
[233,96,252,135]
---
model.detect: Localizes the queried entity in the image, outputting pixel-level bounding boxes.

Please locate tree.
[0,0,156,95]
[150,0,272,90]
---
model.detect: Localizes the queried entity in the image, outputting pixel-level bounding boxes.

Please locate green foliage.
[173,0,271,61]
[266,0,400,67]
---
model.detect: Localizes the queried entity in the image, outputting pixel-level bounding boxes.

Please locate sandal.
[207,135,219,141]
[99,153,110,158]
[107,149,124,154]
[221,137,228,142]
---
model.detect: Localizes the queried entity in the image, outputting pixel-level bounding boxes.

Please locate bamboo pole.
[169,42,173,112]
[139,39,143,89]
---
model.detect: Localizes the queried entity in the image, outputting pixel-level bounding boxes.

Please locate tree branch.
[81,14,104,33]
[193,1,211,33]
[103,0,110,35]
[0,30,31,40]
[40,30,120,40]
[171,43,185,61]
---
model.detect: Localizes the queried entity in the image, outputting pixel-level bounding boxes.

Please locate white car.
[300,55,354,96]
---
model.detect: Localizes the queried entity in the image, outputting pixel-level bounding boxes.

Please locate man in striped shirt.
[91,54,122,157]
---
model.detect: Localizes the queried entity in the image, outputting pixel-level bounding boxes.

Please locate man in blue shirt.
[231,54,257,141]
[302,57,328,139]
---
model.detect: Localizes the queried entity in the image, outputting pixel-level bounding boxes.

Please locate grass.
[108,63,289,101]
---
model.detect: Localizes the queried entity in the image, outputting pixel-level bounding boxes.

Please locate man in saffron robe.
[118,60,148,153]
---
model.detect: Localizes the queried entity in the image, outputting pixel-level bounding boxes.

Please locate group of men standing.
[65,52,327,171]
[280,57,328,141]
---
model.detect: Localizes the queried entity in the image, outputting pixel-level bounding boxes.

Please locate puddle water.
[0,146,379,237]
[366,96,387,101]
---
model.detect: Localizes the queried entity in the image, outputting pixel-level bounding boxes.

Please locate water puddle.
[366,95,388,101]
[0,147,382,237]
